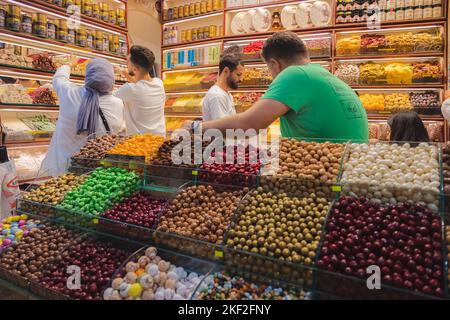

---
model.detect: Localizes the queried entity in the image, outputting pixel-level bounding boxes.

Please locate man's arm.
[202,99,290,133]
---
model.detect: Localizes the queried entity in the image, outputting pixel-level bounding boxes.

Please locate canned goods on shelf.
[95,30,103,51]
[93,3,100,19]
[190,3,195,16]
[184,4,190,17]
[82,0,93,16]
[103,34,109,52]
[67,27,76,44]
[109,10,117,25]
[76,27,86,47]
[47,19,57,39]
[86,29,94,48]
[178,6,184,19]
[0,6,6,28]
[21,14,32,34]
[57,19,68,42]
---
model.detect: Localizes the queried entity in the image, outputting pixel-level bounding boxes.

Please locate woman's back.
[40,64,124,176]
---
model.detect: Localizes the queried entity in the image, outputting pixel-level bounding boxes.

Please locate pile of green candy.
[59,168,141,215]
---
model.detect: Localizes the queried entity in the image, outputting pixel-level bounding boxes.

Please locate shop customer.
[41,57,124,176]
[114,45,166,136]
[388,111,429,144]
[202,53,244,121]
[192,31,368,142]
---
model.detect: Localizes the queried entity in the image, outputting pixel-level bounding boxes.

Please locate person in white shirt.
[202,54,244,121]
[114,45,166,136]
[41,57,124,176]
[441,90,450,121]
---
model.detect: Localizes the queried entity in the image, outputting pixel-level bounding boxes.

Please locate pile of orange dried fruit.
[107,134,165,162]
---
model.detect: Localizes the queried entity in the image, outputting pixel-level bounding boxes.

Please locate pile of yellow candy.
[385,93,412,111]
[359,94,385,111]
[385,63,413,84]
[336,36,361,55]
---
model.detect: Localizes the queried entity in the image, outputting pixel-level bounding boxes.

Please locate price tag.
[92,219,99,224]
[332,185,342,192]
[192,170,198,176]
[214,250,223,258]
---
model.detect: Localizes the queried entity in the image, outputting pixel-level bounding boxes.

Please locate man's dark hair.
[130,45,155,72]
[262,31,309,63]
[219,53,242,75]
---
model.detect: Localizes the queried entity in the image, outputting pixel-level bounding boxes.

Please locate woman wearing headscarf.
[41,57,124,176]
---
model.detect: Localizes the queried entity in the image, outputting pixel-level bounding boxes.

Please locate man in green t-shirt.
[196,31,368,142]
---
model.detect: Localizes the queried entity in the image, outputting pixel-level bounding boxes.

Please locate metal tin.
[47,19,57,39]
[100,2,109,22]
[82,0,92,16]
[178,6,184,19]
[200,0,207,13]
[86,29,94,48]
[109,10,116,24]
[0,6,6,28]
[21,14,32,34]
[95,30,103,50]
[207,0,213,12]
[33,14,47,37]
[67,27,76,44]
[184,4,190,17]
[93,3,100,19]
[197,27,203,40]
[189,3,195,16]
[103,34,109,52]
[57,19,68,42]
[117,8,125,27]
[76,27,86,47]
[209,25,217,38]
[213,0,220,11]
[110,34,119,53]
[185,28,192,42]
[7,4,20,17]
[195,2,201,15]
[119,37,127,56]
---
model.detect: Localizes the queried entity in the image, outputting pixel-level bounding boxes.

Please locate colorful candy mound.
[0,214,39,252]
[197,272,307,300]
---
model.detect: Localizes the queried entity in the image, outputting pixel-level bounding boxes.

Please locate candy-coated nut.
[20,214,28,220]
[128,283,143,297]
[125,272,137,284]
[112,278,124,290]
[165,279,176,290]
[137,256,150,268]
[139,274,154,289]
[135,268,145,277]
[158,260,170,272]
[146,264,159,277]
[145,247,157,258]
[125,261,139,273]
[142,289,154,300]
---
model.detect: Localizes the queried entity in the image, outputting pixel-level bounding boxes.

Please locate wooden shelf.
[225,0,301,12]
[162,37,224,49]
[162,11,223,25]
[162,64,219,72]
[4,139,52,146]
[352,84,445,89]
[24,0,128,34]
[0,104,59,110]
[335,52,445,60]
[0,29,127,63]
[0,65,126,84]
[368,114,443,121]
[333,18,447,31]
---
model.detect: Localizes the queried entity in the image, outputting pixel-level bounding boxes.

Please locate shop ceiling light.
[163,12,223,26]
[7,0,123,35]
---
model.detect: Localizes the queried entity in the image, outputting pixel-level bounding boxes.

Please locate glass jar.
[195,2,201,15]
[57,19,68,42]
[396,7,405,19]
[414,0,424,5]
[423,0,432,5]
[386,8,396,20]
[21,14,32,34]
[423,4,433,17]
[109,35,119,53]
[109,10,116,25]
[103,34,109,52]
[396,0,405,7]
[405,0,414,6]
[7,4,20,32]
[178,6,184,18]
[432,0,441,4]
[379,9,387,21]
[168,7,173,20]
[413,5,423,18]
[200,0,207,13]
[33,13,47,37]
[192,28,197,41]
[207,0,213,12]
[189,3,195,16]
[213,0,220,11]
[82,0,92,16]
[432,4,441,17]
[93,3,100,19]
[119,38,127,56]
[0,6,6,28]
[181,30,186,42]
[95,30,103,50]
[117,9,125,27]
[185,29,192,42]
[86,29,94,48]
[184,4,190,17]
[172,7,178,19]
[47,19,56,39]
[100,2,109,22]
[209,25,217,38]
[404,6,414,19]
[76,27,86,47]
[386,0,396,9]
[67,26,76,44]
[204,26,209,38]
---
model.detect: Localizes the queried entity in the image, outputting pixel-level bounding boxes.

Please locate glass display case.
[357,88,442,115]
[163,67,219,92]
[1,110,57,143]
[8,144,48,183]
[241,64,272,88]
[165,92,204,115]
[335,57,444,86]
[225,0,333,37]
[162,43,221,70]
[336,25,444,57]
[0,77,57,106]
[368,119,445,142]
[223,32,331,62]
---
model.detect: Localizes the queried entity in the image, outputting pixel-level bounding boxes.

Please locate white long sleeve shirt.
[442,98,450,122]
[113,78,166,137]
[202,85,236,121]
[40,65,124,176]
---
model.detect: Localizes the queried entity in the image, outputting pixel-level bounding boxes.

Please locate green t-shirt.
[262,64,368,143]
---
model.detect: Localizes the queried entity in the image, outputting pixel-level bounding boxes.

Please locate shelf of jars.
[162,0,224,23]
[9,136,450,299]
[18,0,128,33]
[0,3,128,64]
